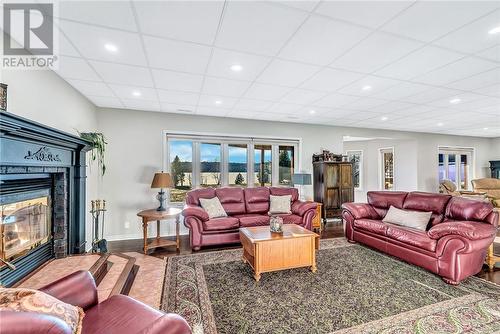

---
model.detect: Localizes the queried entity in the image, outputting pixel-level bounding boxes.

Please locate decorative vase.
[270,216,283,233]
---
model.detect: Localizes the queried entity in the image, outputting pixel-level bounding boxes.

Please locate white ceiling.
[29,1,500,136]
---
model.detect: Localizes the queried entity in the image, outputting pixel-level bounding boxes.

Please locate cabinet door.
[340,164,353,188]
[325,164,339,187]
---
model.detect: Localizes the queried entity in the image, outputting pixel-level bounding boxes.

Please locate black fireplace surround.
[0,112,91,286]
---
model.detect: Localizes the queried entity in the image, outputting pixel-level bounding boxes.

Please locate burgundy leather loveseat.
[0,270,191,334]
[342,191,498,284]
[182,187,317,250]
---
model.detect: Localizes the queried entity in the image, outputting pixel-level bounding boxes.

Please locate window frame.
[378,147,394,191]
[437,146,475,191]
[163,131,301,202]
[345,150,363,191]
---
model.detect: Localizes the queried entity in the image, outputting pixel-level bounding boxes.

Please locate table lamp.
[292,173,312,201]
[151,172,173,211]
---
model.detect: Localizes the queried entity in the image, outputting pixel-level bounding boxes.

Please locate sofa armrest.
[341,203,379,220]
[138,313,192,334]
[428,221,497,240]
[39,270,98,311]
[182,204,209,222]
[0,310,73,334]
[291,201,317,216]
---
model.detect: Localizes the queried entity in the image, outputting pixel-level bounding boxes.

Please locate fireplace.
[0,112,90,287]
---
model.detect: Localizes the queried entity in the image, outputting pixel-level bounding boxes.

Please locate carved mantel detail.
[24,147,61,162]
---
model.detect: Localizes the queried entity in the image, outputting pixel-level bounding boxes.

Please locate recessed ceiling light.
[104,43,118,53]
[381,116,388,121]
[449,98,461,104]
[230,64,243,72]
[437,122,444,127]
[215,100,222,105]
[483,127,489,130]
[488,26,500,35]
[362,85,372,91]
[309,110,316,115]
[132,91,141,97]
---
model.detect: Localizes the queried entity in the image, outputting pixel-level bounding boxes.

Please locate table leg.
[156,220,160,240]
[142,218,148,255]
[175,215,180,251]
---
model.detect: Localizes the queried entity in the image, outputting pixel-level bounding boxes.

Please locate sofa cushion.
[215,187,246,215]
[445,196,494,222]
[386,224,437,252]
[244,187,270,214]
[353,219,388,235]
[273,214,302,225]
[428,220,497,240]
[186,188,216,205]
[403,192,451,215]
[234,214,270,227]
[367,191,408,217]
[269,187,299,202]
[269,195,292,214]
[199,197,227,219]
[202,217,239,231]
[382,206,432,231]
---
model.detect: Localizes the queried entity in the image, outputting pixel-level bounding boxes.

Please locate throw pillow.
[382,206,432,231]
[269,195,292,214]
[199,197,227,219]
[0,287,84,334]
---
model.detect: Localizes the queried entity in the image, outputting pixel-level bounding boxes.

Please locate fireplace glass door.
[1,193,51,264]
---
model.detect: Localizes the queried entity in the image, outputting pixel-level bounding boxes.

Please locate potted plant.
[79,132,107,176]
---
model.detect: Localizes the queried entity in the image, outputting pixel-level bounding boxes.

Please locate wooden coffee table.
[239,224,319,281]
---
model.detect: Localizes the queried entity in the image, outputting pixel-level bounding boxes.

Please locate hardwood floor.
[108,220,500,284]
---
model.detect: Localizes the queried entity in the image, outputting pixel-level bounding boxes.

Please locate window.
[255,144,272,187]
[346,150,362,189]
[379,148,394,190]
[165,133,299,202]
[438,147,473,190]
[169,140,193,202]
[228,144,247,186]
[278,145,294,185]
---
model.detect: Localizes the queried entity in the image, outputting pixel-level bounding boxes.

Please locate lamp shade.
[151,172,173,188]
[292,173,312,186]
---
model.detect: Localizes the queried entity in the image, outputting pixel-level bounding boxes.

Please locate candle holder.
[90,199,107,253]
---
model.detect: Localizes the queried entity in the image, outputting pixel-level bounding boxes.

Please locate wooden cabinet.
[313,161,354,221]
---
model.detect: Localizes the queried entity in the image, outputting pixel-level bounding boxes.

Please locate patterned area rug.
[162,238,500,334]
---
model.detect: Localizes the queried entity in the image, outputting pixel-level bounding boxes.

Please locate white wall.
[491,138,500,161]
[2,69,99,250]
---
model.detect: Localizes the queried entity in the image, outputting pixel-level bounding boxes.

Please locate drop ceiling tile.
[433,10,500,54]
[157,90,199,105]
[216,1,308,56]
[312,93,359,108]
[368,101,416,113]
[160,103,196,114]
[256,59,320,87]
[234,98,273,112]
[60,21,147,66]
[56,56,100,81]
[315,1,412,29]
[454,96,500,111]
[196,106,230,117]
[91,61,154,87]
[427,92,485,108]
[374,46,464,80]
[382,1,498,42]
[86,96,123,108]
[413,57,498,85]
[372,82,431,100]
[337,75,401,96]
[344,97,389,110]
[447,68,500,90]
[402,87,462,104]
[389,105,435,116]
[279,15,371,66]
[122,98,161,111]
[280,89,327,105]
[476,104,500,115]
[474,83,500,97]
[342,111,381,121]
[134,1,224,44]
[108,84,157,101]
[67,79,114,97]
[198,95,238,109]
[59,1,137,31]
[59,34,80,57]
[267,102,303,114]
[152,69,204,92]
[202,77,251,97]
[206,48,272,81]
[301,68,363,92]
[278,1,319,12]
[143,36,211,74]
[476,45,500,62]
[332,32,423,73]
[243,83,292,101]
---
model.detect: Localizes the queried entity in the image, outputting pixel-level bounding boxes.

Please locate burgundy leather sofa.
[0,270,191,334]
[182,187,317,250]
[342,191,498,284]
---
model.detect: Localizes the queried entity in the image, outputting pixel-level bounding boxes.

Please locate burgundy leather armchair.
[342,191,498,285]
[0,270,191,334]
[183,187,317,250]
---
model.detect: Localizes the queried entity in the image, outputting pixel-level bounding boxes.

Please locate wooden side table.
[312,203,323,233]
[137,208,182,254]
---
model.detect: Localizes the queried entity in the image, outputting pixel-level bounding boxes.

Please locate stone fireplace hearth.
[0,112,91,287]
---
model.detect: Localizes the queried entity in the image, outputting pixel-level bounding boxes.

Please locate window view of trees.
[229,144,247,186]
[255,145,272,186]
[169,140,193,202]
[347,151,362,189]
[200,143,221,187]
[278,146,294,185]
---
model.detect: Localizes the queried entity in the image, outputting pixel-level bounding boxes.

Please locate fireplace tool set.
[90,199,108,253]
